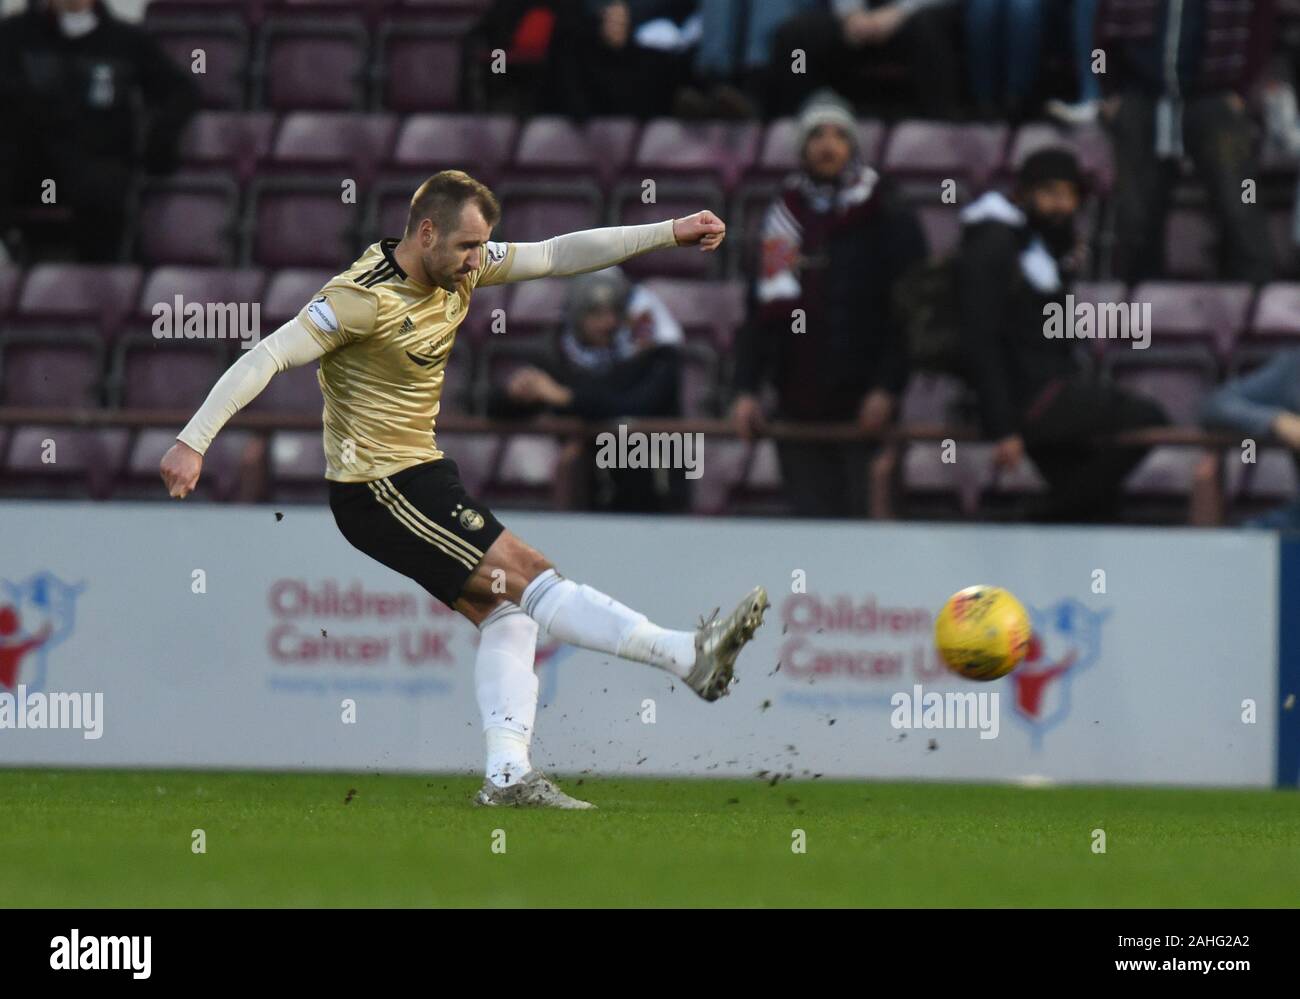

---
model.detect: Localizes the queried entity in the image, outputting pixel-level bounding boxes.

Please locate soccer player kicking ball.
[160,171,769,810]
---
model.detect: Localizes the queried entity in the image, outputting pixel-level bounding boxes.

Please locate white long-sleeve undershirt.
[176,318,325,455]
[482,219,678,285]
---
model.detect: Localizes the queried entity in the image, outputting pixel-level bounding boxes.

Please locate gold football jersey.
[297,238,516,482]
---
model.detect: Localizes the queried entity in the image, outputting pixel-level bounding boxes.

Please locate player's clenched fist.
[160,441,203,498]
[672,210,726,252]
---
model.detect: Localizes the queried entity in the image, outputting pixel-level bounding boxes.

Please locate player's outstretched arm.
[160,318,327,498]
[480,211,726,286]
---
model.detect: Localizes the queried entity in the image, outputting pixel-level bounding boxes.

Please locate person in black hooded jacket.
[956,147,1167,523]
[0,0,199,262]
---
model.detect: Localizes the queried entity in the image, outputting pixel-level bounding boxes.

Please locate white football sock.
[475,603,539,788]
[520,569,696,679]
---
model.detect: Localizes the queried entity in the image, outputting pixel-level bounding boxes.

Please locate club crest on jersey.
[446,294,461,320]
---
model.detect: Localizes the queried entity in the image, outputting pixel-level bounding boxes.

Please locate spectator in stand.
[681,0,816,118]
[1046,0,1103,124]
[546,0,701,119]
[730,89,927,518]
[489,267,689,513]
[0,0,198,263]
[1096,0,1276,283]
[1201,350,1300,528]
[966,0,1045,121]
[957,148,1167,523]
[768,0,962,118]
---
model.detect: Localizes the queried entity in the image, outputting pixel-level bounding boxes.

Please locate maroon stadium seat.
[679,340,721,417]
[484,436,561,509]
[510,117,640,188]
[637,278,746,348]
[1248,283,1300,344]
[914,204,962,260]
[0,333,105,407]
[16,264,143,337]
[255,18,369,110]
[1111,364,1214,425]
[1227,447,1298,506]
[146,0,267,24]
[430,432,498,494]
[901,440,967,518]
[269,429,329,503]
[1123,446,1199,501]
[147,15,250,109]
[375,22,463,112]
[439,342,475,413]
[714,438,786,516]
[1267,209,1298,279]
[459,283,507,343]
[244,362,323,413]
[108,334,228,410]
[3,426,129,499]
[178,111,277,181]
[269,111,398,185]
[135,266,267,323]
[1069,280,1130,364]
[261,268,336,326]
[1163,208,1218,280]
[1128,281,1254,358]
[388,114,518,187]
[689,438,748,515]
[245,179,365,268]
[882,121,1009,195]
[0,266,20,319]
[631,120,760,191]
[133,175,240,266]
[495,181,602,244]
[898,372,968,426]
[501,278,570,339]
[366,181,415,243]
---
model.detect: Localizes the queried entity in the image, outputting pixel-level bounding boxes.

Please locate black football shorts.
[329,458,506,607]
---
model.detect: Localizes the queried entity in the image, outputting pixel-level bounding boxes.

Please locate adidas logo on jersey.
[399,316,416,335]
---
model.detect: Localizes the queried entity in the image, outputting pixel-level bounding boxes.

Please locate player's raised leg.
[459,530,769,701]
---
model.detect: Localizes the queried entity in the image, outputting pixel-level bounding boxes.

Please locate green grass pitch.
[2,769,1297,907]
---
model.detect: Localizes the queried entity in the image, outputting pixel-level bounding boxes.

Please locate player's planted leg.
[468,599,594,809]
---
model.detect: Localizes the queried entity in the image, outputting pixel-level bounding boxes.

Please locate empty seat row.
[171,112,1130,193]
[0,265,747,346]
[8,263,1300,357]
[0,422,1290,517]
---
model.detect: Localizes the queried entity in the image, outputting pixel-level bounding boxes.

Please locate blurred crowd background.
[3,0,1300,527]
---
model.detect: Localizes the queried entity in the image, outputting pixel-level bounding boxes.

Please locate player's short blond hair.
[406,170,501,238]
